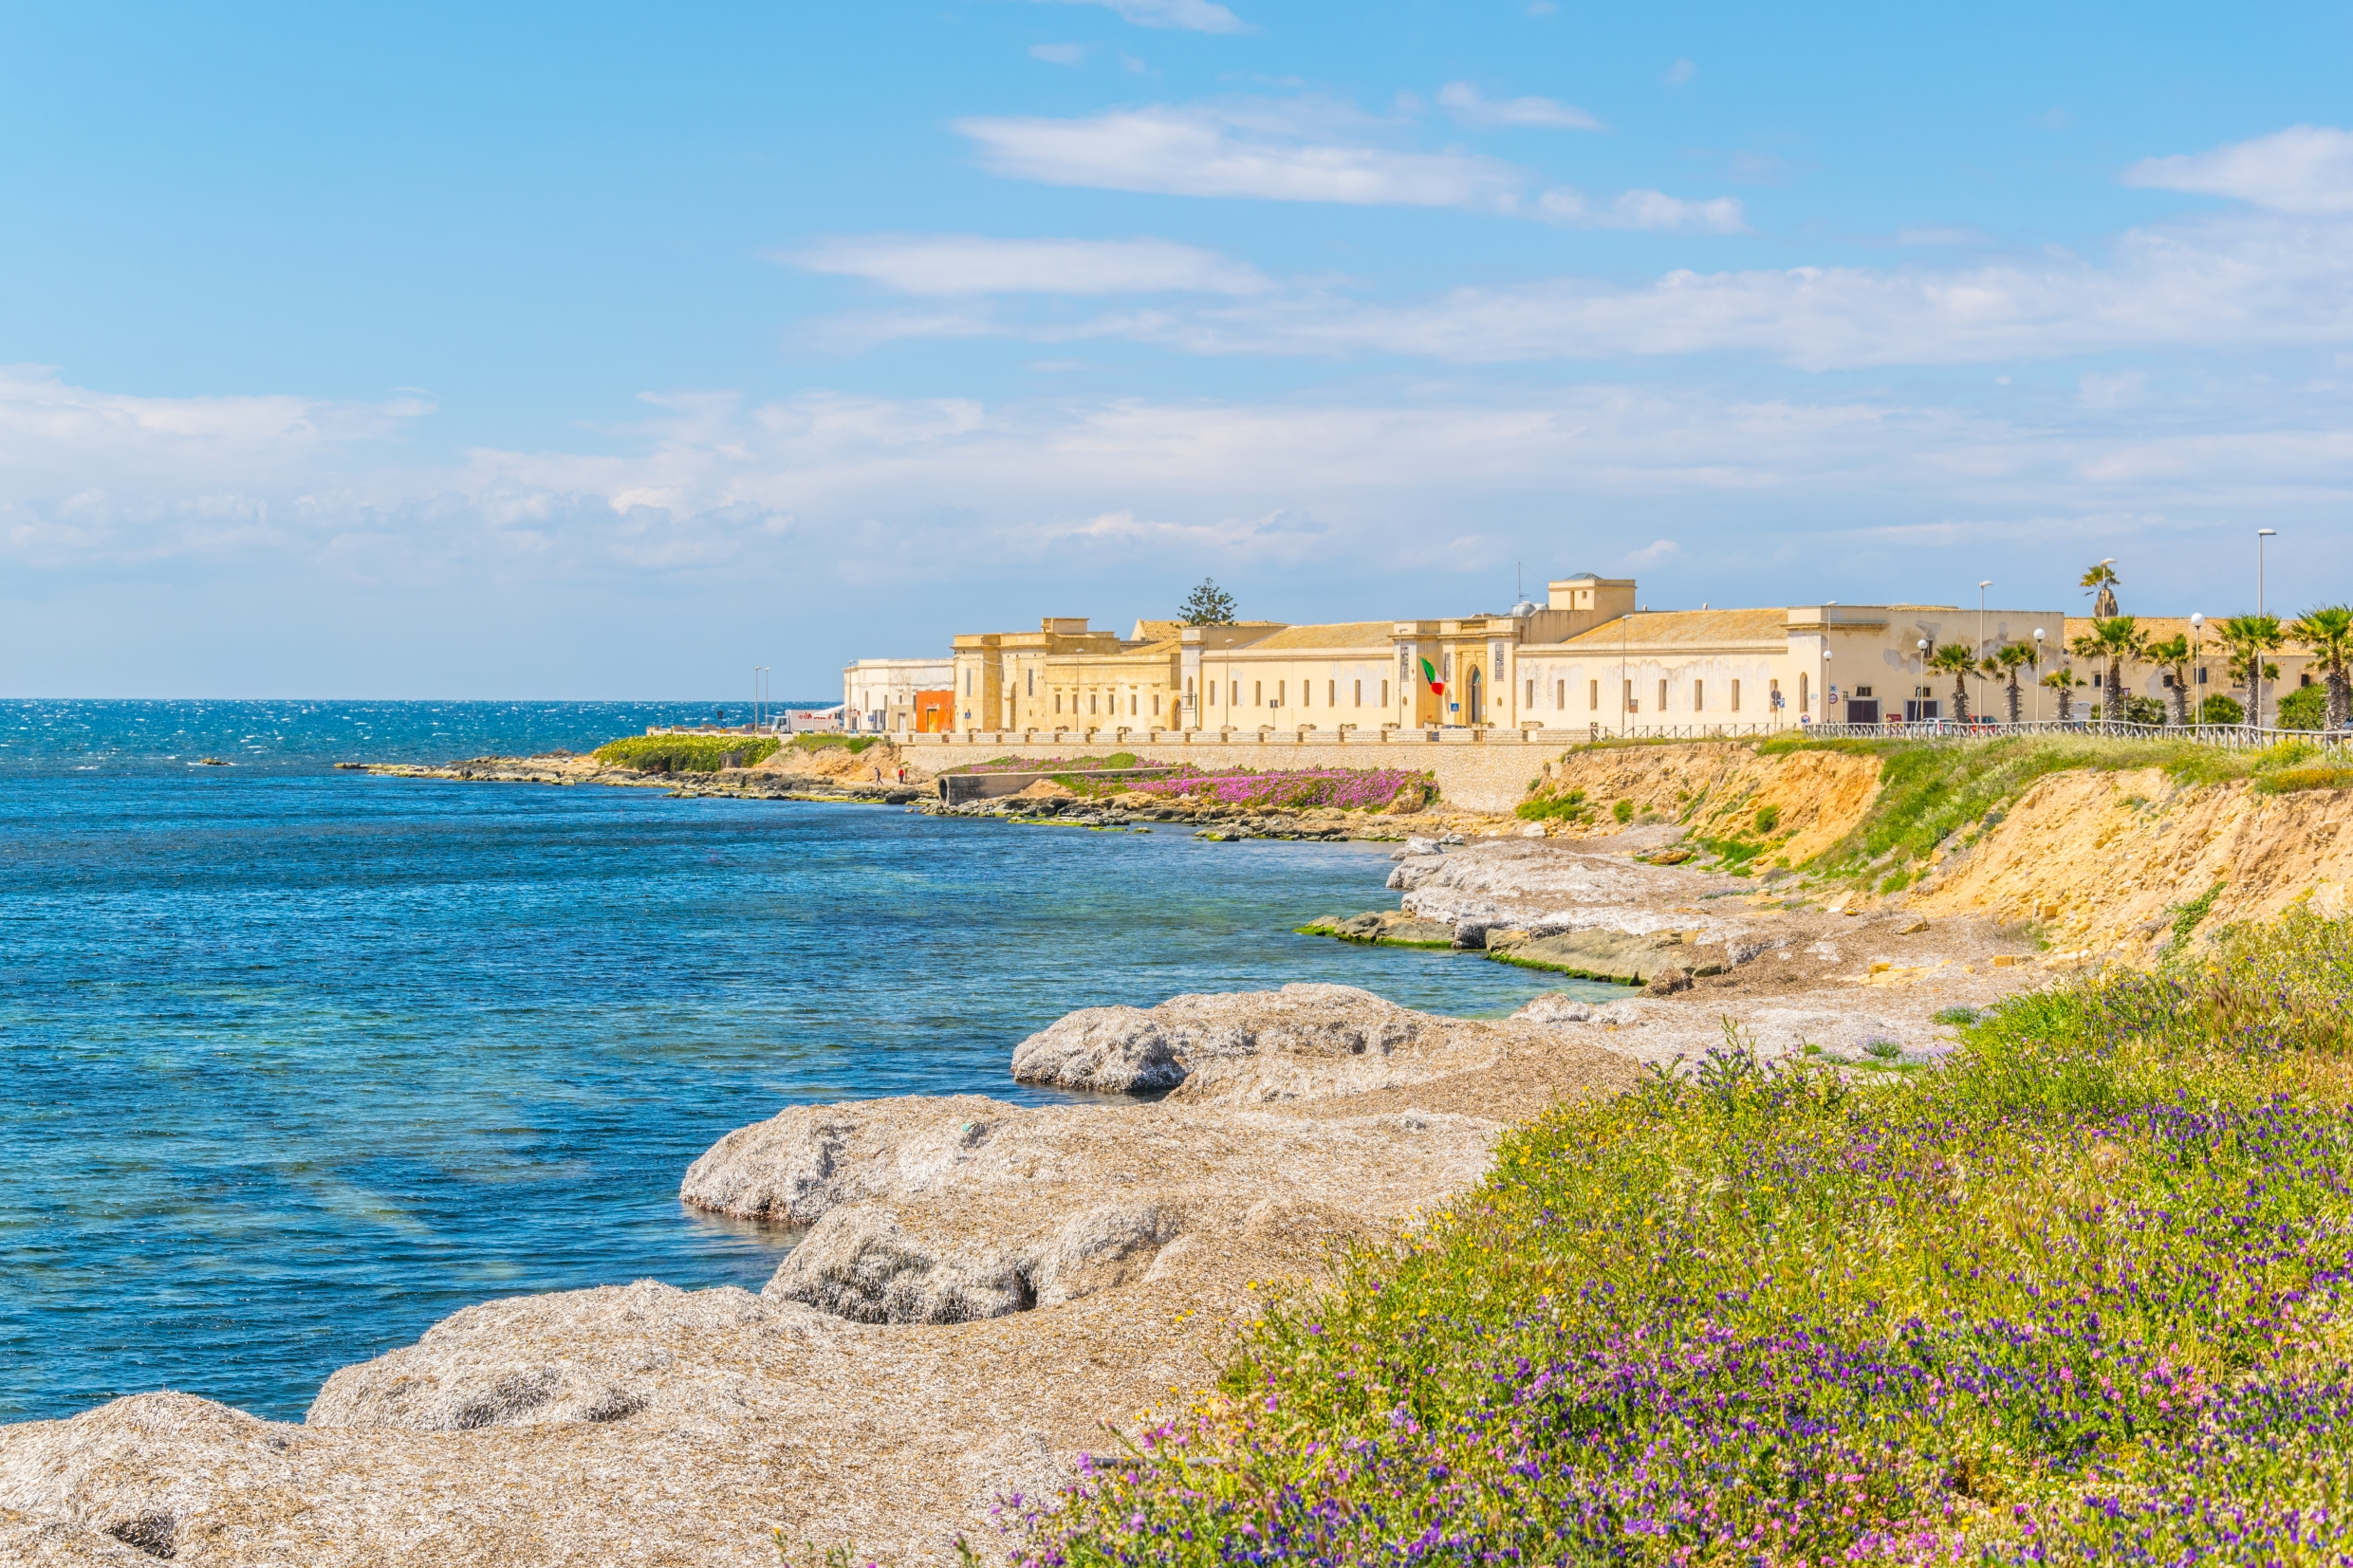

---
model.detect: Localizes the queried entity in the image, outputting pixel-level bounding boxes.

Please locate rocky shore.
[1,827,2060,1566]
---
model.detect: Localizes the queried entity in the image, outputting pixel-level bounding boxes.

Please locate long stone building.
[937,574,2067,740]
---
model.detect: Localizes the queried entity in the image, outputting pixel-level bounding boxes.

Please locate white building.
[843,657,955,734]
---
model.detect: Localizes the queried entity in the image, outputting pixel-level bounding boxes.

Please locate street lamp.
[2189,613,2205,728]
[2033,627,2046,724]
[1978,581,1992,726]
[1916,637,1929,724]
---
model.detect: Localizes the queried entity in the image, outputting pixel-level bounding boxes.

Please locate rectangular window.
[1328,679,1337,707]
[1354,679,1362,707]
[1854,686,1872,698]
[1027,670,1034,696]
[1381,678,1390,707]
[1801,673,1810,710]
[1588,679,1598,710]
[1255,681,1264,707]
[1526,677,1535,709]
[1624,679,1636,711]
[1232,680,1239,707]
[1054,692,1061,713]
[1658,678,1669,711]
[1731,679,1741,711]
[1130,693,1138,715]
[1694,680,1705,710]
[1089,692,1097,715]
[2196,667,2209,685]
[965,672,973,694]
[1152,693,1160,715]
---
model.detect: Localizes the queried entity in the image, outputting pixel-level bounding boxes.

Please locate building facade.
[843,657,955,734]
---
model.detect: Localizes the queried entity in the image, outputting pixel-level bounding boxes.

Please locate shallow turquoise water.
[0,701,1612,1423]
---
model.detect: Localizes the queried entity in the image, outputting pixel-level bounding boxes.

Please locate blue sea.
[0,700,1610,1425]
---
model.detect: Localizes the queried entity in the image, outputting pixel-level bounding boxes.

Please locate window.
[1130,693,1138,715]
[1054,692,1062,713]
[1231,680,1239,707]
[1731,679,1740,711]
[1380,678,1389,706]
[1027,670,1034,696]
[1354,679,1362,707]
[1152,693,1160,715]
[1800,672,1810,710]
[1089,692,1097,715]
[1329,679,1337,707]
[1254,681,1263,707]
[1588,679,1598,711]
[1854,686,1873,698]
[1694,680,1705,710]
[1555,678,1565,710]
[1527,677,1536,709]
[965,672,973,695]
[1658,678,1669,711]
[1624,679,1636,711]
[2196,667,2209,685]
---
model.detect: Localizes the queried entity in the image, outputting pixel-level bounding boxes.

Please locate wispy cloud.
[1436,82,1603,132]
[1663,58,1695,86]
[789,234,1271,296]
[1028,0,1252,35]
[1536,186,1746,231]
[1028,42,1089,65]
[2124,123,2353,214]
[954,103,1522,208]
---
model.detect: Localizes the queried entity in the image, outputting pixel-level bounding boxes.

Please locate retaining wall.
[904,729,1625,813]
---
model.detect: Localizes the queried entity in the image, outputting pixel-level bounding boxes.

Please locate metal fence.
[1790,718,2353,753]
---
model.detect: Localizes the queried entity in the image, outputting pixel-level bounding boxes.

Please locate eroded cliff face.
[1911,769,2353,956]
[1528,744,1882,863]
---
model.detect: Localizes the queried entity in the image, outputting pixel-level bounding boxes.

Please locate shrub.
[788,733,880,755]
[1515,787,1591,823]
[2277,683,2328,730]
[1009,909,2353,1567]
[1611,798,1635,824]
[591,735,780,772]
[2123,693,2167,726]
[2198,693,2245,725]
[1753,802,1781,833]
[1123,766,1435,812]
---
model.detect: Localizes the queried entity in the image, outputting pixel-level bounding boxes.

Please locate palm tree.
[1927,642,1978,723]
[2042,668,2084,723]
[2285,605,2353,729]
[1990,641,2036,725]
[2144,634,2194,726]
[2070,616,2146,728]
[2218,615,2285,727]
[2080,561,2121,618]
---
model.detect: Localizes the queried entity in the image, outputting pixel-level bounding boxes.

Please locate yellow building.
[951,618,1203,735]
[2062,615,2322,725]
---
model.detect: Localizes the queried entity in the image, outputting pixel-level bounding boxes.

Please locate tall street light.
[1978,581,1992,727]
[2033,627,2046,723]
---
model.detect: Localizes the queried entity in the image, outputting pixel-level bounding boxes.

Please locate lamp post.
[1916,637,1929,724]
[2033,627,2045,725]
[2188,613,2204,727]
[1977,581,1992,727]
[1823,647,1833,728]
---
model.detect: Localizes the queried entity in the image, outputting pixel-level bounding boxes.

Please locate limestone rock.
[677,1094,1006,1225]
[0,1392,293,1565]
[1005,1008,1186,1095]
[1646,966,1694,996]
[1510,992,1594,1024]
[765,1206,1031,1323]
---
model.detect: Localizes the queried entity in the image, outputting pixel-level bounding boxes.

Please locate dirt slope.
[1911,769,2353,957]
[1529,743,1882,862]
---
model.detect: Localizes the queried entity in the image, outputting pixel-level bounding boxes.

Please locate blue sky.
[3,0,2349,696]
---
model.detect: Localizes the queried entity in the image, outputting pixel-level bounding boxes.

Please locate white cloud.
[1537,186,1746,231]
[2124,123,2353,215]
[1029,0,1251,34]
[1436,82,1603,132]
[954,104,1522,208]
[1896,224,1992,248]
[789,234,1271,296]
[1028,42,1088,65]
[1624,539,1682,566]
[1663,59,1695,86]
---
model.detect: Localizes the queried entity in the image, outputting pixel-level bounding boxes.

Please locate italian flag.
[1420,656,1443,696]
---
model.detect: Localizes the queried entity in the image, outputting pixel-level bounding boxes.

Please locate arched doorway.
[1467,665,1483,725]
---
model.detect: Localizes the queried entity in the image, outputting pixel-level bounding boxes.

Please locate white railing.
[1793,718,2353,752]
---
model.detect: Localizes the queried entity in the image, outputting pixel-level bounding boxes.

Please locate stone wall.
[903,729,1597,813]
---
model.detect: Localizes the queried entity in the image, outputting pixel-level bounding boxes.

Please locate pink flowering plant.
[990,906,2353,1565]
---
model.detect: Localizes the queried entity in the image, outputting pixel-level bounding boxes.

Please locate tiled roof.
[1548,608,1791,650]
[1230,620,1399,651]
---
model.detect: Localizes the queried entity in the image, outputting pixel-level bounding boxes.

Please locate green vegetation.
[1756,734,2353,887]
[1178,578,1239,626]
[1611,797,1635,824]
[2278,683,2327,730]
[787,733,881,755]
[1516,786,1593,824]
[2197,692,2244,725]
[2167,880,2226,948]
[1010,908,2353,1566]
[591,734,781,772]
[1752,802,1781,834]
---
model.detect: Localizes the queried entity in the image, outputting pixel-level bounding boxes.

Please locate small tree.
[1177,579,1238,626]
[2145,634,2194,726]
[2218,614,2285,727]
[1991,641,2035,724]
[2043,668,2083,723]
[2071,616,2146,729]
[1928,642,1977,723]
[2198,693,2245,725]
[2284,604,2353,729]
[2080,561,2121,618]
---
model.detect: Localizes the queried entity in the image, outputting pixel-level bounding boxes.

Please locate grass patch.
[1516,786,1594,824]
[1008,907,2353,1565]
[2255,763,2353,794]
[2168,880,2226,949]
[787,733,881,756]
[591,734,780,772]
